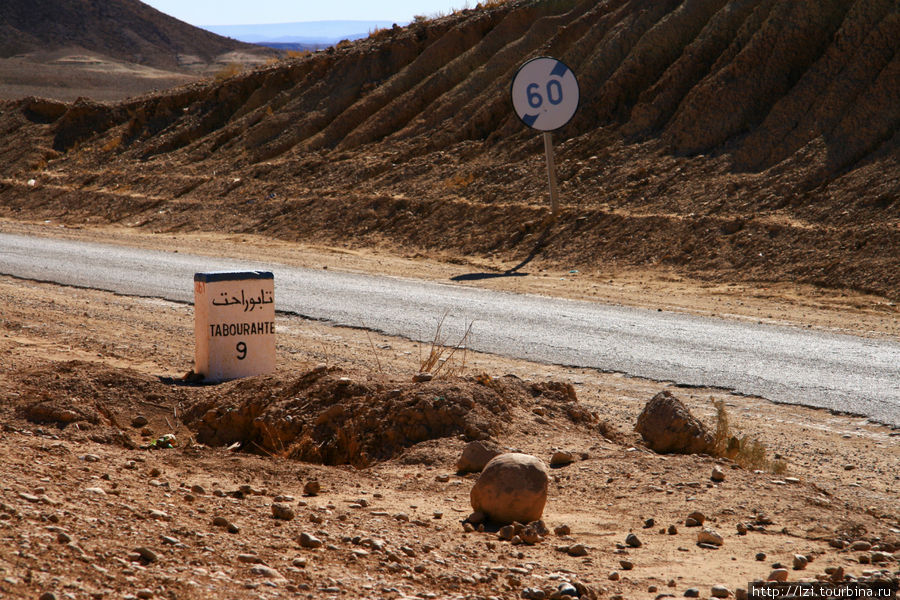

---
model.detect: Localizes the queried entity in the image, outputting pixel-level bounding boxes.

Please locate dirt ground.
[1,220,897,600]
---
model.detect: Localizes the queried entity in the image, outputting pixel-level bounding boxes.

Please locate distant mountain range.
[0,0,260,68]
[203,20,395,49]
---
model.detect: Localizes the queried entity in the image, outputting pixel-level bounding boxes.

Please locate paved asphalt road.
[1,232,898,427]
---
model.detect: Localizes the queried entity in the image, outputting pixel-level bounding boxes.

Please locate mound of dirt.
[0,0,897,297]
[183,369,596,467]
[0,0,258,69]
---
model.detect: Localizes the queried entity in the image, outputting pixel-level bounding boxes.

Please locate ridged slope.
[1,0,898,297]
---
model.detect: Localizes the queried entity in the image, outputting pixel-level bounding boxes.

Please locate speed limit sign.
[510,56,579,216]
[511,57,579,131]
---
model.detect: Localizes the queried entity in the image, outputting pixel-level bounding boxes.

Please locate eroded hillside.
[1,0,898,296]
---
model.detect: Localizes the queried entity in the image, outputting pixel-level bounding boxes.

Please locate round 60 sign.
[511,57,579,131]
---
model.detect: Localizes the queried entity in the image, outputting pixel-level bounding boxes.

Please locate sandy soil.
[0,221,897,600]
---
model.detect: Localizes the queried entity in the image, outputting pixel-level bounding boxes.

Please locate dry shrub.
[214,63,242,81]
[711,399,787,473]
[285,50,311,59]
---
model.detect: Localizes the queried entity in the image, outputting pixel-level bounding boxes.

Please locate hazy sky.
[142,1,471,26]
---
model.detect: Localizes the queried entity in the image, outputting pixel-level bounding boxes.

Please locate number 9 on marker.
[511,57,579,131]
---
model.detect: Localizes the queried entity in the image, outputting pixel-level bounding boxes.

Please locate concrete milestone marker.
[194,271,275,381]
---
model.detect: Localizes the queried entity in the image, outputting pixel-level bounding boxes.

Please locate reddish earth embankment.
[1,0,898,297]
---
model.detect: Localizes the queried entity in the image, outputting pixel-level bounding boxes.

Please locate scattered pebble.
[697,528,723,546]
[299,532,323,549]
[272,503,295,521]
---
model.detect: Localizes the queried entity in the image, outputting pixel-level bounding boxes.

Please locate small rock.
[567,544,588,557]
[870,551,890,563]
[608,571,620,581]
[272,503,295,521]
[667,525,678,535]
[413,372,433,382]
[467,510,486,525]
[851,540,872,551]
[736,522,748,535]
[39,594,57,600]
[555,524,571,536]
[238,554,264,563]
[520,526,542,545]
[711,467,725,482]
[793,554,808,570]
[685,589,700,598]
[82,454,101,463]
[133,547,158,563]
[291,557,307,568]
[456,440,504,474]
[250,565,284,579]
[643,518,655,529]
[303,480,321,496]
[711,585,731,598]
[522,587,546,600]
[83,487,106,495]
[626,533,642,548]
[756,552,767,561]
[687,511,705,526]
[435,474,450,482]
[56,531,72,544]
[768,569,789,582]
[136,590,153,600]
[697,528,723,546]
[132,416,149,428]
[556,583,578,598]
[149,509,170,521]
[550,450,575,467]
[619,559,634,570]
[298,532,322,549]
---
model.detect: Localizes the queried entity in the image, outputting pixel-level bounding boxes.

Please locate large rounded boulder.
[470,453,549,524]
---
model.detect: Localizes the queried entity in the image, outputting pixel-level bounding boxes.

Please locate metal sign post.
[511,57,579,218]
[543,131,560,216]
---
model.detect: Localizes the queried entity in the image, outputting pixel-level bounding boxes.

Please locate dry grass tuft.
[711,399,787,473]
[419,312,473,377]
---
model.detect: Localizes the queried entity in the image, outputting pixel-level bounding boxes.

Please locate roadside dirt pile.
[3,359,597,468]
[1,0,898,296]
[184,369,596,467]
